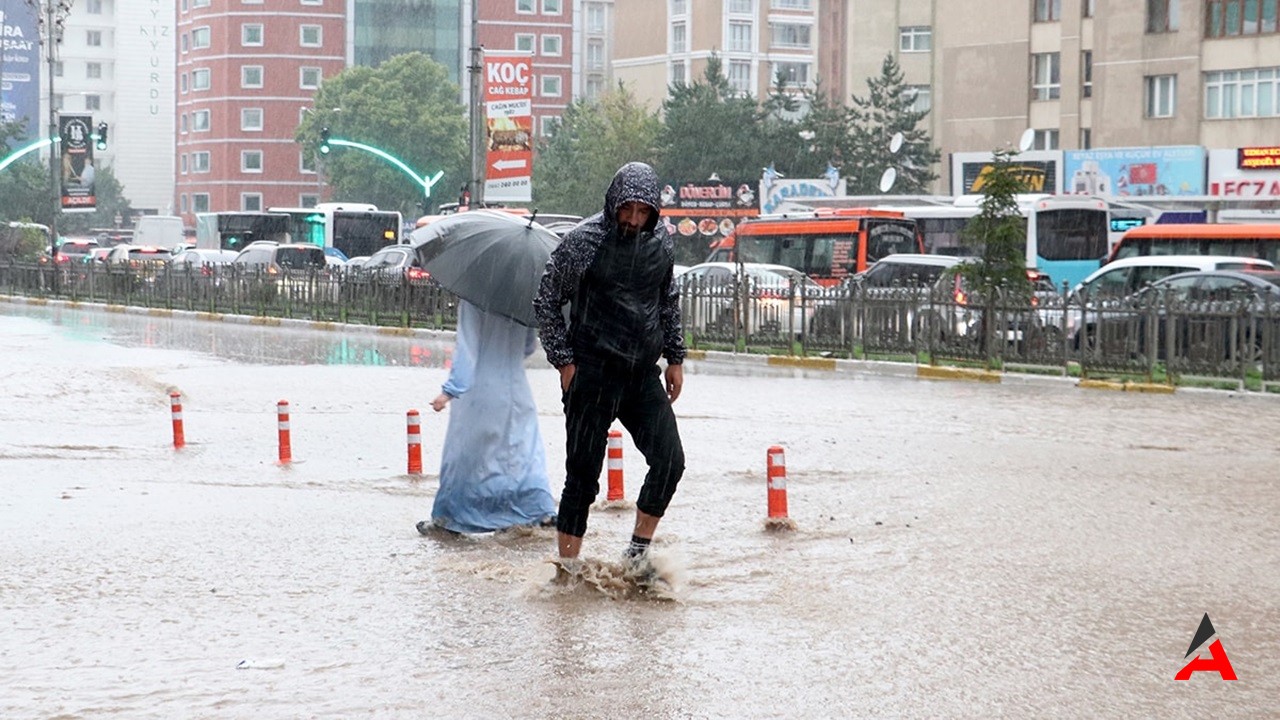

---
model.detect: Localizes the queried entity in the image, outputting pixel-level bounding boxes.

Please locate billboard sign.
[1064,145,1205,196]
[1208,148,1280,197]
[950,150,1062,195]
[1,4,42,142]
[482,53,533,203]
[657,179,760,265]
[59,114,97,212]
[759,177,847,215]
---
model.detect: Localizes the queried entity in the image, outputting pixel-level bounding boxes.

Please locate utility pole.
[42,0,63,287]
[467,0,485,208]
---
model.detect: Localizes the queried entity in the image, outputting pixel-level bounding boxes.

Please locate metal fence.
[5,260,1280,388]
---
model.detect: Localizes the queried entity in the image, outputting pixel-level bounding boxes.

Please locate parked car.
[103,244,174,290]
[676,261,830,338]
[849,253,971,291]
[916,264,1060,347]
[1071,255,1275,300]
[170,248,238,270]
[359,244,429,282]
[54,237,101,265]
[232,241,330,302]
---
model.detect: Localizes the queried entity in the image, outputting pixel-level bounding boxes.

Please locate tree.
[57,164,134,235]
[959,148,1033,362]
[295,52,468,217]
[655,55,773,183]
[846,54,941,194]
[532,84,662,217]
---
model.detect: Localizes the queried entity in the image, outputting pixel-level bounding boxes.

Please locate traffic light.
[319,127,330,155]
[94,122,108,150]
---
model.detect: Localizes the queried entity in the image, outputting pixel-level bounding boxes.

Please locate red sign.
[1127,163,1158,185]
[483,53,533,203]
[1238,146,1280,169]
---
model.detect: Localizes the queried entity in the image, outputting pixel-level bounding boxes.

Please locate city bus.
[194,212,289,251]
[704,208,921,285]
[267,203,402,259]
[1108,223,1280,266]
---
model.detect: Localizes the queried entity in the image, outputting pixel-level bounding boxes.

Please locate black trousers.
[556,360,685,538]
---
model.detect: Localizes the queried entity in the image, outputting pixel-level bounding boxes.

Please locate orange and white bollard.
[277,400,292,465]
[169,391,185,449]
[606,429,624,501]
[766,445,789,518]
[406,410,422,475]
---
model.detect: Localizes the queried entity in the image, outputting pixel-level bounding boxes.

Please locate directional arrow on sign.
[492,158,527,171]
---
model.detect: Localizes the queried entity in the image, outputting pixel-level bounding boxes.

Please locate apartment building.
[471,0,574,139]
[174,0,343,223]
[612,0,823,111]
[33,0,177,215]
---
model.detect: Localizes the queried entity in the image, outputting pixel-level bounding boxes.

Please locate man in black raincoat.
[534,161,686,573]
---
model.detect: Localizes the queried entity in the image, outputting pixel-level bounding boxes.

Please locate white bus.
[267,202,402,260]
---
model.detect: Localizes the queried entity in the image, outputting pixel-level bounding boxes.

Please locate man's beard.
[617,223,643,240]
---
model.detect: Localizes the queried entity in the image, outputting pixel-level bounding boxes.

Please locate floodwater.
[2,303,1279,718]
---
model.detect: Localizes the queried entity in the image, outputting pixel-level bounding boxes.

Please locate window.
[906,84,932,113]
[1146,0,1179,32]
[300,0,321,5]
[181,114,188,134]
[54,61,63,77]
[1032,52,1061,100]
[192,152,210,172]
[672,0,688,15]
[300,67,321,89]
[1082,50,1093,98]
[770,23,812,50]
[770,0,811,7]
[1205,67,1280,118]
[542,34,562,56]
[85,94,100,110]
[241,150,263,173]
[1207,0,1279,37]
[192,69,210,91]
[670,60,686,85]
[300,25,322,47]
[729,60,752,94]
[515,34,535,53]
[587,40,604,70]
[1145,74,1177,117]
[899,26,932,52]
[87,30,102,46]
[1083,0,1096,16]
[193,194,210,213]
[1080,128,1092,149]
[517,0,535,12]
[241,108,264,131]
[1034,0,1062,22]
[192,27,210,49]
[774,61,809,86]
[241,193,263,212]
[586,76,605,99]
[587,3,606,32]
[86,62,102,79]
[541,116,560,137]
[300,194,320,208]
[181,73,188,93]
[1033,129,1059,150]
[193,109,210,131]
[242,24,264,46]
[544,0,562,14]
[86,0,102,13]
[181,34,189,53]
[242,65,264,88]
[672,22,687,53]
[193,0,210,6]
[727,0,752,11]
[540,75,562,97]
[728,21,752,51]
[53,94,63,111]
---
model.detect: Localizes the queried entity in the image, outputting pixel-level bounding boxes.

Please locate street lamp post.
[29,0,72,285]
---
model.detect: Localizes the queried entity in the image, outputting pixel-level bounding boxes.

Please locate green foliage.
[655,55,774,182]
[845,54,940,194]
[959,148,1032,301]
[296,52,468,217]
[532,84,662,217]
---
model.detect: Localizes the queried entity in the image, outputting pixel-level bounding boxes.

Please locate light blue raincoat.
[431,301,557,533]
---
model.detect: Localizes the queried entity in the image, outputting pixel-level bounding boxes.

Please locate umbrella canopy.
[409,210,562,327]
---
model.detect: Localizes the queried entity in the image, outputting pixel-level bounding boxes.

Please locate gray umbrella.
[409,210,561,327]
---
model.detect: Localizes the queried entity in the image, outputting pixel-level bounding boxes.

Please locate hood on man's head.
[604,162,661,232]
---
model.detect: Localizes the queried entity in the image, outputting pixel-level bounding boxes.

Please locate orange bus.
[1109,223,1280,266]
[705,208,922,285]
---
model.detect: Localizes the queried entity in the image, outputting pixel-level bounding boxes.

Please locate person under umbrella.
[416,298,558,535]
[534,161,687,582]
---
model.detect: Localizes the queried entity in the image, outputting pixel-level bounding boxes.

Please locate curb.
[917,365,1002,383]
[767,356,837,371]
[1077,379,1176,394]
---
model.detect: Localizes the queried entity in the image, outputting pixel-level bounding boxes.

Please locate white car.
[676,261,828,338]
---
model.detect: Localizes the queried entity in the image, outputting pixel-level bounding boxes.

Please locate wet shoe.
[415,520,432,536]
[550,558,583,585]
[620,551,659,585]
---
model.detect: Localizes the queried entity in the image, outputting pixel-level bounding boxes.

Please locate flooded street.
[2,302,1279,718]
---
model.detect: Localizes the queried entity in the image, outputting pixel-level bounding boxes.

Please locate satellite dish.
[1017,128,1035,152]
[878,167,897,193]
[889,132,904,154]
